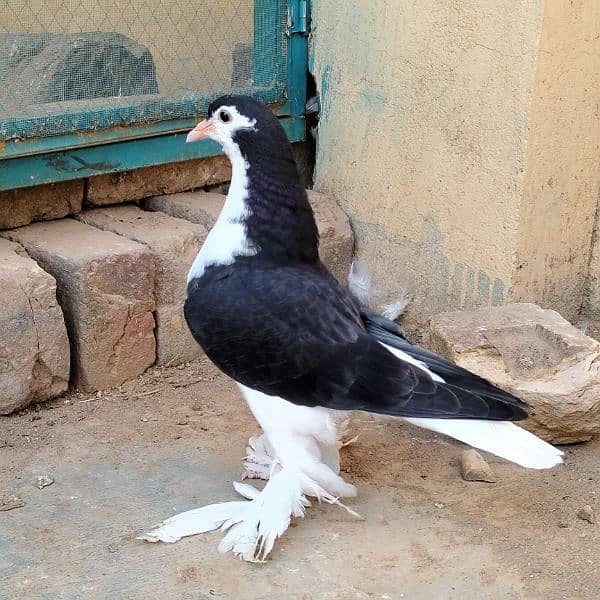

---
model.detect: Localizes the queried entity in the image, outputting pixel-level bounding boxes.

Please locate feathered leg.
[140,387,358,561]
[242,415,357,481]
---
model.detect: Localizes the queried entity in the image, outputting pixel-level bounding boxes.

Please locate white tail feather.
[348,261,372,303]
[404,418,563,469]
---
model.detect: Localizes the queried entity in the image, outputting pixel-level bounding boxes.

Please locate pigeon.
[140,96,563,561]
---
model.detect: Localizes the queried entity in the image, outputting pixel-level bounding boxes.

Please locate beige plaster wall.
[511,0,600,321]
[312,0,600,325]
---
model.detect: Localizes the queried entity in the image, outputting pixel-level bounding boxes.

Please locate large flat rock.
[429,303,600,443]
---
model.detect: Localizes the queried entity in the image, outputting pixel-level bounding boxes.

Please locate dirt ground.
[1,357,599,600]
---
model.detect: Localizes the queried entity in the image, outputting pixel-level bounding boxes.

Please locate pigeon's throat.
[225,150,319,265]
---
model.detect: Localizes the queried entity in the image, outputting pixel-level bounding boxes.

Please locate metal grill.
[0,0,289,142]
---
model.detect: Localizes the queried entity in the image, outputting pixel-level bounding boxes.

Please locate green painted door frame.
[0,0,310,191]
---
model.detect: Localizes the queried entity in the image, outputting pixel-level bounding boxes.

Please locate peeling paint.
[477,271,490,308]
[463,268,475,310]
[492,278,505,306]
[348,215,505,320]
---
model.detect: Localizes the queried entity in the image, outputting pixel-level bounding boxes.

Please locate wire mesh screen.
[0,0,288,141]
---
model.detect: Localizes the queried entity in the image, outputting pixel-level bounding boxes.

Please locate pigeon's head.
[186,95,293,167]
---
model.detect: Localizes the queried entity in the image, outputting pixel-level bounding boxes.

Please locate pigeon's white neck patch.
[187,137,258,283]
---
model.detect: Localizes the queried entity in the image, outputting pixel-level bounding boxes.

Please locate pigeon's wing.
[359,307,525,405]
[185,264,527,420]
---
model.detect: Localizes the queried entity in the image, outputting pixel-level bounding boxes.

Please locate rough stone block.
[144,191,226,230]
[155,304,200,366]
[86,155,231,206]
[308,191,354,284]
[0,180,83,230]
[0,239,70,414]
[78,205,206,365]
[4,220,156,391]
[429,303,600,444]
[145,189,355,283]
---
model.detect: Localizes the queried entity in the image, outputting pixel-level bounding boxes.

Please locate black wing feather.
[185,262,528,421]
[359,307,528,411]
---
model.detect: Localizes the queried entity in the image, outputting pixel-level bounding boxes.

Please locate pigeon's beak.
[186,120,214,143]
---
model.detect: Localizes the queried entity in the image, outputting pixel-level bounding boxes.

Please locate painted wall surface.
[512,0,600,321]
[312,0,600,325]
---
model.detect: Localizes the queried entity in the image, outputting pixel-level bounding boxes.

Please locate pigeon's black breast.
[184,260,528,421]
[185,260,364,398]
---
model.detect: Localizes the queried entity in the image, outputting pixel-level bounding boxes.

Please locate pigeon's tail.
[368,327,563,469]
[404,418,563,469]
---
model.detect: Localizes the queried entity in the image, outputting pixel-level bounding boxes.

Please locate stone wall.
[0,152,353,412]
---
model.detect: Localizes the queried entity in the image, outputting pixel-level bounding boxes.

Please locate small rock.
[107,543,118,553]
[434,501,445,509]
[577,505,596,524]
[36,475,54,489]
[460,449,497,483]
[176,416,189,426]
[0,494,25,511]
[46,419,56,426]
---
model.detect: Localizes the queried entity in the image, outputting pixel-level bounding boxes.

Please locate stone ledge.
[86,155,231,206]
[0,238,70,414]
[78,205,207,366]
[0,180,83,230]
[4,219,156,391]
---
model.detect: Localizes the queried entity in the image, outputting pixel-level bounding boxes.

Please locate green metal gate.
[0,0,309,190]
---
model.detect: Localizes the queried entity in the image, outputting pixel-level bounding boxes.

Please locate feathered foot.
[242,418,357,481]
[242,435,274,480]
[139,462,359,562]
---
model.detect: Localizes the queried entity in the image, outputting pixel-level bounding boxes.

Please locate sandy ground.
[1,357,599,600]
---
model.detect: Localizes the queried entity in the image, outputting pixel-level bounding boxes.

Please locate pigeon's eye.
[218,110,232,123]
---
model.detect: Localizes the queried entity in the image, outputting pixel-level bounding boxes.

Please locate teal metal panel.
[0,102,290,160]
[0,0,310,190]
[287,0,310,119]
[0,117,304,191]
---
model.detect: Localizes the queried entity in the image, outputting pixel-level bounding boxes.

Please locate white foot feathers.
[139,461,359,562]
[140,422,360,562]
[242,435,274,481]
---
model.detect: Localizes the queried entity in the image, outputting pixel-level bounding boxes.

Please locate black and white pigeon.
[140,96,563,561]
